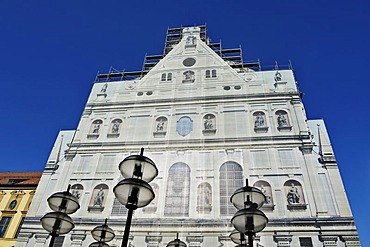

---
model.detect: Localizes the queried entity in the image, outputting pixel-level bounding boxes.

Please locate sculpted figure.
[92,124,100,134]
[255,113,265,127]
[204,116,213,130]
[111,122,120,134]
[260,185,271,204]
[277,113,288,127]
[94,188,105,207]
[287,183,300,204]
[157,120,164,132]
[274,71,282,82]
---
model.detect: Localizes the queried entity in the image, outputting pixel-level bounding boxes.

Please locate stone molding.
[145,235,162,247]
[319,235,338,246]
[186,235,204,246]
[341,236,361,246]
[273,234,292,247]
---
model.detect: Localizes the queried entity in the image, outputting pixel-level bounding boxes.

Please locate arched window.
[253,181,273,206]
[276,110,292,131]
[71,184,83,202]
[108,119,122,137]
[161,73,166,81]
[211,69,217,78]
[164,163,191,216]
[205,70,211,78]
[167,73,172,81]
[88,184,109,212]
[219,162,243,216]
[284,180,306,210]
[89,119,103,137]
[197,182,212,213]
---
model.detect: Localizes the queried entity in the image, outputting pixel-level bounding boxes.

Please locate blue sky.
[1,1,369,245]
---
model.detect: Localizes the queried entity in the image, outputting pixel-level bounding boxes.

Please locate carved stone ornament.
[124,80,138,89]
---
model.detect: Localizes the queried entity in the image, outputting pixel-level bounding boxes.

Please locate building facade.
[17,26,360,246]
[0,172,41,247]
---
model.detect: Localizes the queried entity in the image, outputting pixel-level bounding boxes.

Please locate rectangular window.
[15,217,25,238]
[0,216,12,238]
[167,73,172,81]
[54,236,65,247]
[97,155,116,172]
[299,237,313,247]
[161,73,166,81]
[205,70,211,78]
[77,155,93,172]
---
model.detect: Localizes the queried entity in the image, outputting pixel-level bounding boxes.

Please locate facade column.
[34,233,49,247]
[341,236,361,247]
[145,236,162,247]
[70,232,87,247]
[319,236,338,246]
[273,234,292,247]
[186,235,203,247]
[15,232,33,247]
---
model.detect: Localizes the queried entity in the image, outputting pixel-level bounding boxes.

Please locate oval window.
[183,58,196,67]
[8,199,17,210]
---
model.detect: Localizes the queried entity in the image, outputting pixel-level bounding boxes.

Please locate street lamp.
[166,233,187,247]
[113,148,158,247]
[41,185,80,247]
[230,179,268,247]
[89,218,115,247]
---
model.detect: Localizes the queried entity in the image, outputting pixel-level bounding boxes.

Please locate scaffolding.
[95,24,260,82]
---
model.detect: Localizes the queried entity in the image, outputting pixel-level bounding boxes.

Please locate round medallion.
[124,80,137,89]
[243,72,257,82]
[8,199,17,210]
[183,58,196,67]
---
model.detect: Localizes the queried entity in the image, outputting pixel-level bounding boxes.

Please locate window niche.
[107,119,122,138]
[203,114,216,135]
[153,116,168,137]
[88,184,109,213]
[253,181,274,211]
[88,119,103,139]
[6,190,26,212]
[196,182,212,213]
[284,180,307,210]
[276,110,292,131]
[253,111,268,133]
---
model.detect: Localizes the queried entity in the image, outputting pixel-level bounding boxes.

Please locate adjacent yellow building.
[0,172,41,247]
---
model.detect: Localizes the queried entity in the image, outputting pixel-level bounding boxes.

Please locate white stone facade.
[17,26,360,246]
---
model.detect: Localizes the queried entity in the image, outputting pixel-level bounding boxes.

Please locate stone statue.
[184,71,194,81]
[72,189,81,200]
[94,188,105,207]
[287,183,300,204]
[255,113,265,128]
[92,123,101,134]
[204,116,213,130]
[198,185,211,206]
[274,71,282,82]
[186,35,196,46]
[260,185,271,204]
[156,120,164,132]
[100,83,108,93]
[277,113,288,127]
[111,122,120,134]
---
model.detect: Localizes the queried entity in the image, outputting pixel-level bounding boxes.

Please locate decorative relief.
[183,70,195,83]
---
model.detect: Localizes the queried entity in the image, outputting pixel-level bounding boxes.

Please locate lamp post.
[89,218,115,247]
[40,185,80,247]
[113,148,158,247]
[166,233,187,247]
[230,179,268,247]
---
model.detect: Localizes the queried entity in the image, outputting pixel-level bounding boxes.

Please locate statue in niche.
[274,71,282,82]
[111,121,120,134]
[197,184,211,207]
[183,71,194,82]
[260,185,271,204]
[156,119,165,132]
[204,116,214,130]
[72,189,81,200]
[94,188,105,207]
[92,123,101,134]
[287,183,300,204]
[100,83,108,93]
[277,113,288,127]
[255,113,265,128]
